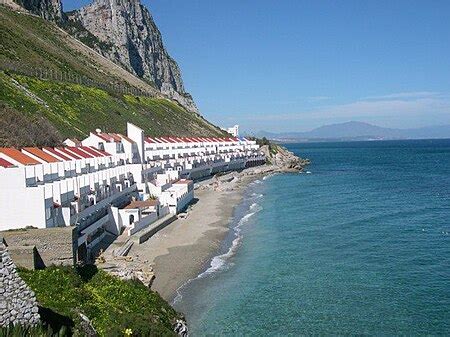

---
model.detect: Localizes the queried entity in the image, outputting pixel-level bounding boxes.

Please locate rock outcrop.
[260,144,310,172]
[69,0,199,113]
[13,0,64,22]
[0,237,40,327]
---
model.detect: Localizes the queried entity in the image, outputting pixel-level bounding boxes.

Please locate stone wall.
[0,236,40,327]
[0,227,77,267]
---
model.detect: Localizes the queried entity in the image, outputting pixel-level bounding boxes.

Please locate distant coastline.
[257,121,450,143]
[272,137,450,144]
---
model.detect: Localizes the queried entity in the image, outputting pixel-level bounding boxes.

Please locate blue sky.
[63,0,450,132]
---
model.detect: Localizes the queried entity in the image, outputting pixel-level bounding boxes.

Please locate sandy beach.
[131,188,241,300]
[125,166,277,301]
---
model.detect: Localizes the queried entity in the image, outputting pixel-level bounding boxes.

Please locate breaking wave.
[172,193,264,305]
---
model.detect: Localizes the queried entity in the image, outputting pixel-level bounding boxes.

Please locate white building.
[0,121,265,262]
[222,125,239,137]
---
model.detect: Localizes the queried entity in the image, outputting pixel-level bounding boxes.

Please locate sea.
[173,139,450,335]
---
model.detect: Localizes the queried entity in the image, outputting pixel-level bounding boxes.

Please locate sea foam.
[172,204,262,305]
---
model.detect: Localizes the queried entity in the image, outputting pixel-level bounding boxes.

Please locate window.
[129,214,135,225]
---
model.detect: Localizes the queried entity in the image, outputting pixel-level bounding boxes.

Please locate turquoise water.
[174,139,450,335]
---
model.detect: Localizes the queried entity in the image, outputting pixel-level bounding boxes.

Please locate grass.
[0,71,227,146]
[18,265,180,336]
[0,6,228,147]
[0,6,124,87]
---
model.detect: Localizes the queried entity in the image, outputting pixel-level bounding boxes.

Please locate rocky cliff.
[13,0,63,22]
[68,0,199,113]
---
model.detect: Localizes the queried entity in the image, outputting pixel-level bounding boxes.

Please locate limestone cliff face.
[70,0,199,113]
[14,0,63,22]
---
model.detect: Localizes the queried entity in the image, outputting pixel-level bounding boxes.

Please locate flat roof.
[124,199,159,209]
[174,179,193,185]
[0,148,40,165]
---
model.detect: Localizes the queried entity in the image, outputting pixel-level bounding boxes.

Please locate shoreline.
[125,165,285,301]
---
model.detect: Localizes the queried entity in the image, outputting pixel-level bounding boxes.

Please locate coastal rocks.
[174,319,189,336]
[69,0,199,113]
[260,145,310,172]
[0,236,40,327]
[100,263,156,288]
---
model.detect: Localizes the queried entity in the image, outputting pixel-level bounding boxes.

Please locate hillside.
[67,0,199,113]
[0,5,226,147]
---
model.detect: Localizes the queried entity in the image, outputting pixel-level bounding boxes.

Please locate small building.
[160,179,194,214]
[118,199,169,236]
[223,125,239,137]
[63,138,81,147]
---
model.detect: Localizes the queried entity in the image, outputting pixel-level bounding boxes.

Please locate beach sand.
[122,165,282,301]
[127,175,258,301]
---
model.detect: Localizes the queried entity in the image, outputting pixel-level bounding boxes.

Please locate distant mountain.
[257,121,450,142]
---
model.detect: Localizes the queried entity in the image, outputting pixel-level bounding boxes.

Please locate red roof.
[160,137,176,143]
[0,158,15,168]
[43,147,72,161]
[22,147,60,163]
[55,147,82,160]
[0,148,40,165]
[95,133,112,142]
[91,147,111,157]
[95,132,120,143]
[87,146,107,157]
[109,133,123,142]
[80,146,103,158]
[66,147,93,159]
[118,134,135,143]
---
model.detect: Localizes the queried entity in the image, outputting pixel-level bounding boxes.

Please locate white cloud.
[307,96,332,101]
[363,91,442,101]
[244,92,450,122]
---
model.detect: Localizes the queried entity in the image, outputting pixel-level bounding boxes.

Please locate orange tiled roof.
[22,147,60,163]
[0,148,40,165]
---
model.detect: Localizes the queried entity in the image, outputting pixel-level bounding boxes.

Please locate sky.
[63,0,450,133]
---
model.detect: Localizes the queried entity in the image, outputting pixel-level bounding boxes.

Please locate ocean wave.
[262,174,275,181]
[197,201,263,275]
[198,209,259,277]
[250,192,264,200]
[172,201,263,305]
[250,202,263,212]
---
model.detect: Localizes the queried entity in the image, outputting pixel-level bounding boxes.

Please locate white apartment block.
[0,122,264,262]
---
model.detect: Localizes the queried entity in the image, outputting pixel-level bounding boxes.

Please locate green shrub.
[18,266,180,336]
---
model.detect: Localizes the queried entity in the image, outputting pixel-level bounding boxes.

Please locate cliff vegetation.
[15,265,181,336]
[0,5,226,147]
